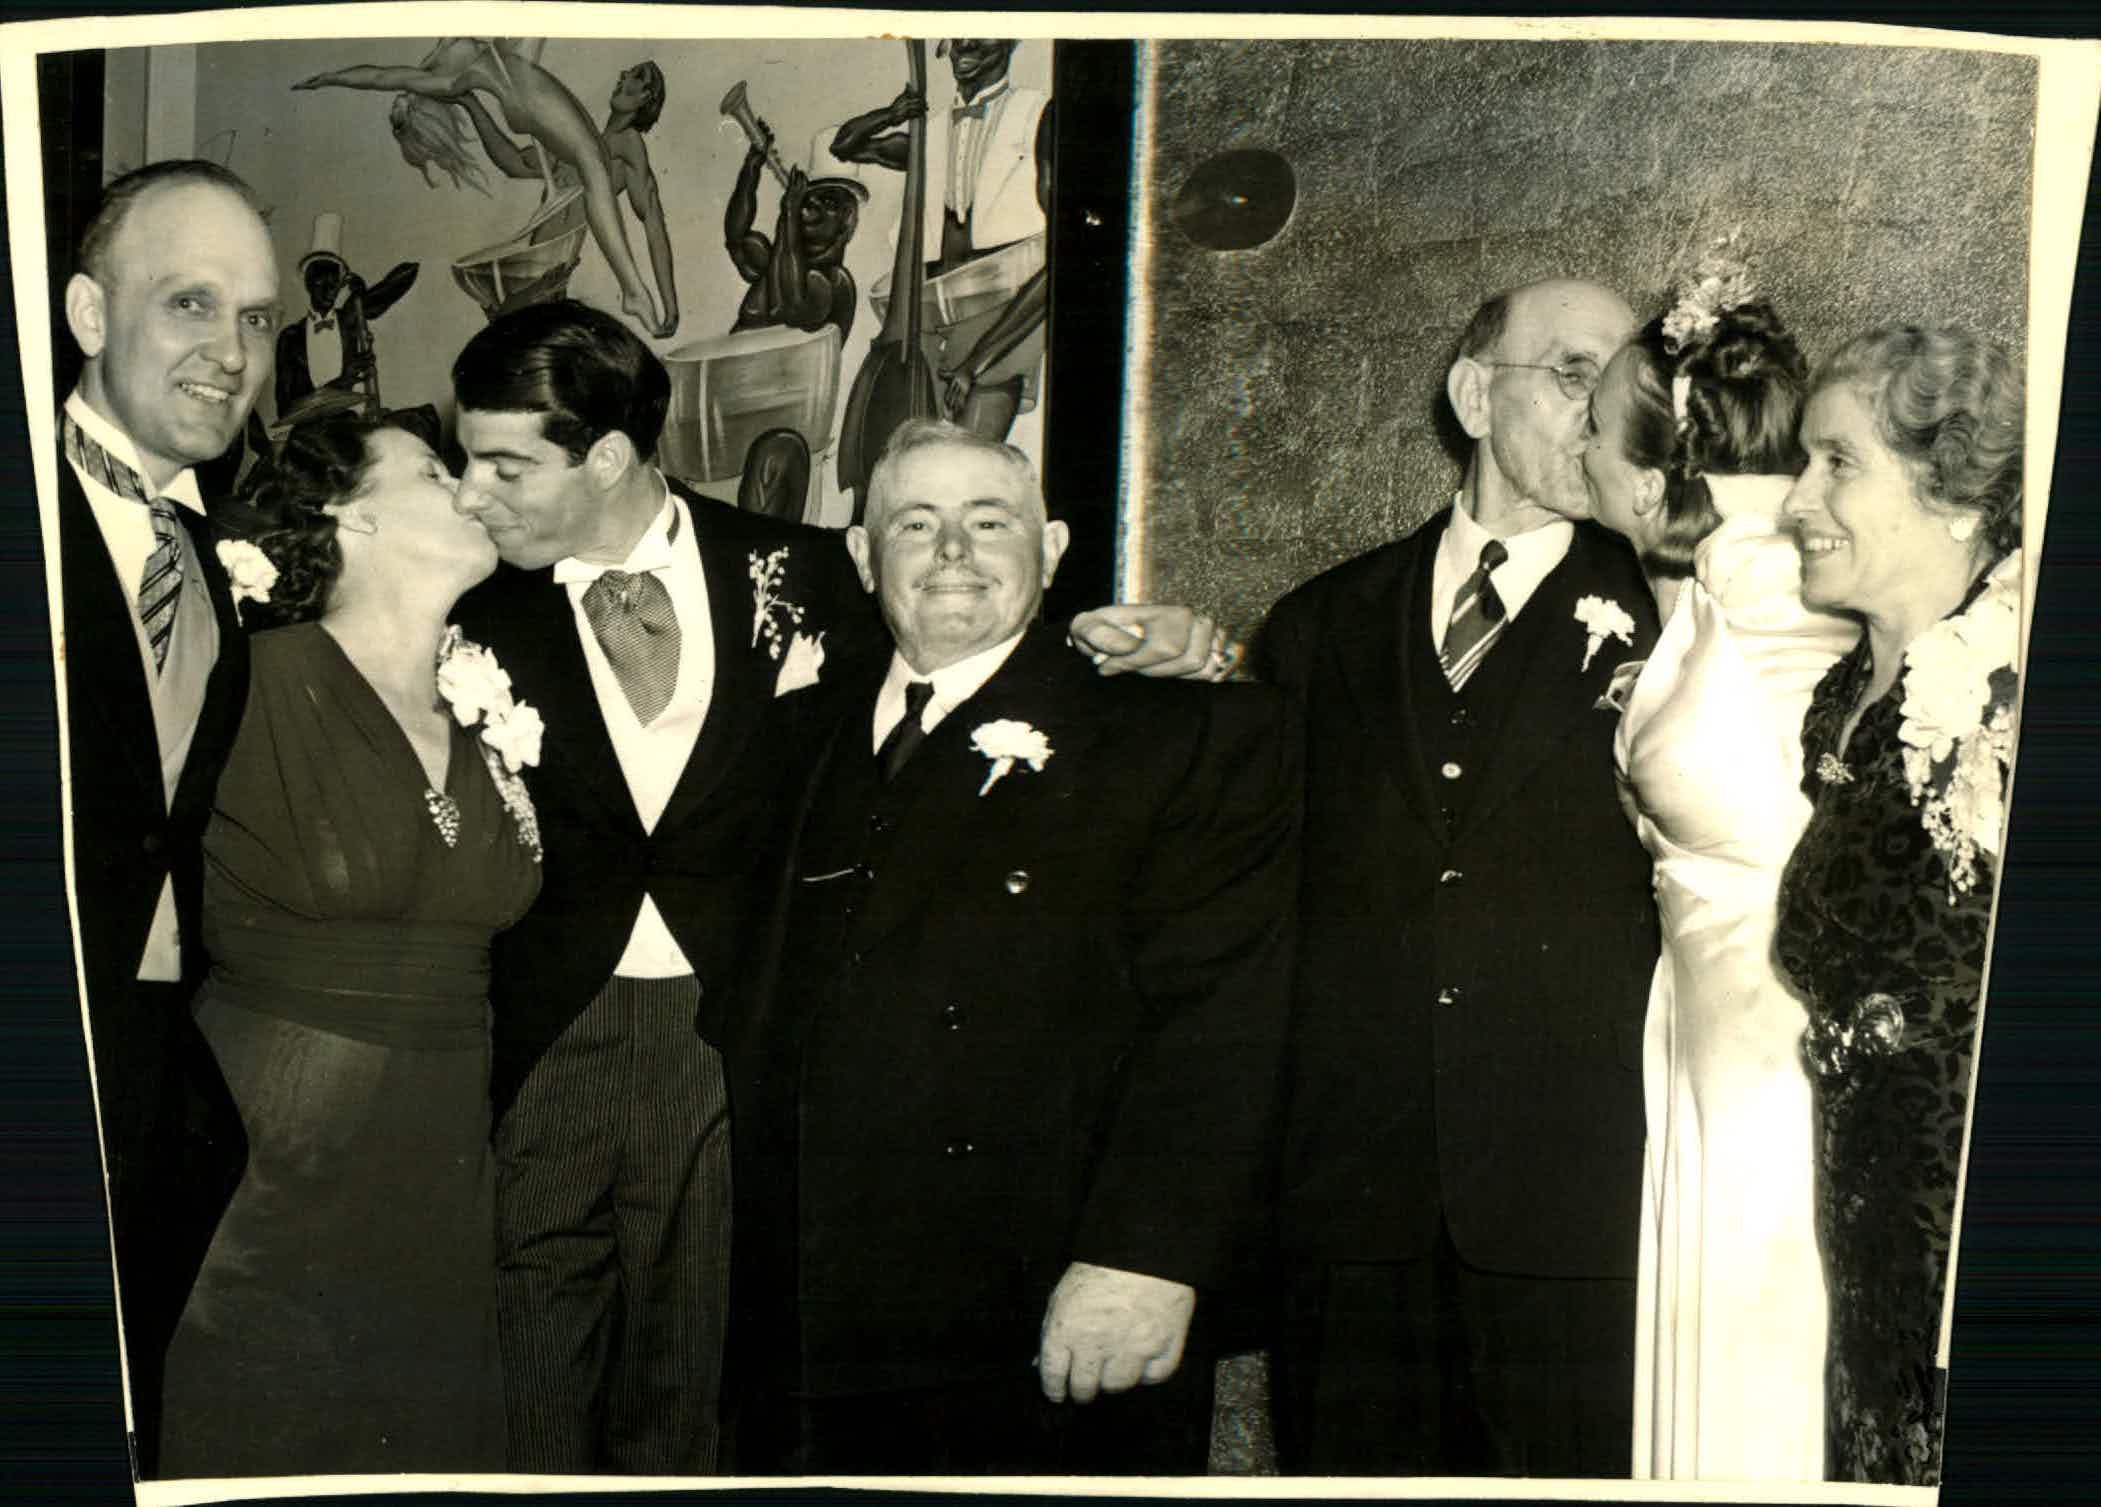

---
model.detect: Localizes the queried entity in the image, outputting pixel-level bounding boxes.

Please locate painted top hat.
[299,211,349,275]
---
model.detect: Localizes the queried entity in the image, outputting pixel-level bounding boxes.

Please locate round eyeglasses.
[1483,361,1600,401]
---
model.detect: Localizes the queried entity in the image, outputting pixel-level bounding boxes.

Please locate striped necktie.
[63,412,184,673]
[1440,538,1509,692]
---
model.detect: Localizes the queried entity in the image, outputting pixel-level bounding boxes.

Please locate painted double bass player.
[833,38,1049,493]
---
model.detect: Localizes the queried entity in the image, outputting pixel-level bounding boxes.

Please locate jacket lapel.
[168,506,249,827]
[1332,526,1443,835]
[1458,525,1656,835]
[657,513,771,834]
[55,453,162,812]
[844,627,1085,959]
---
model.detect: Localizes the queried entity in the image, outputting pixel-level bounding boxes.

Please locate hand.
[1070,605,1238,681]
[890,86,928,123]
[291,74,325,90]
[940,370,973,421]
[785,165,808,205]
[1036,1261,1195,1404]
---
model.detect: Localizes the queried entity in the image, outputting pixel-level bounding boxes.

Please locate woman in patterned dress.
[159,414,542,1476]
[1775,326,2024,1484]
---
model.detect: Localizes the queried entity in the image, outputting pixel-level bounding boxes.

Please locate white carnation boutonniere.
[749,546,808,662]
[1896,554,2022,898]
[774,630,826,697]
[215,539,278,622]
[435,625,545,862]
[969,719,1053,797]
[1574,595,1637,673]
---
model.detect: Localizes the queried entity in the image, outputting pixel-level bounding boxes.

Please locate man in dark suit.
[450,307,1225,1474]
[1257,279,1660,1477]
[726,419,1298,1475]
[52,159,274,1477]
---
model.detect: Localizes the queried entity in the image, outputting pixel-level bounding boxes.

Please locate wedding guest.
[1775,325,2023,1485]
[160,414,542,1475]
[725,420,1298,1474]
[1578,258,1855,1479]
[54,158,271,1475]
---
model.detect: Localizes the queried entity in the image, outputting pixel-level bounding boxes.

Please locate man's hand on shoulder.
[1069,604,1238,681]
[1035,1260,1196,1404]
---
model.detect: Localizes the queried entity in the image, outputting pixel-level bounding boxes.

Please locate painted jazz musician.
[273,211,418,425]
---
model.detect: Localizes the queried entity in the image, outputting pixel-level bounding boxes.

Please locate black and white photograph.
[0,6,2095,1503]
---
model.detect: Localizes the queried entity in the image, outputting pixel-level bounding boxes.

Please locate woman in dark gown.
[1774,326,2023,1485]
[160,415,542,1476]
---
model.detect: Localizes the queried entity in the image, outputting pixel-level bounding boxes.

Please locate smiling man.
[54,159,278,1477]
[1257,279,1664,1477]
[724,419,1298,1474]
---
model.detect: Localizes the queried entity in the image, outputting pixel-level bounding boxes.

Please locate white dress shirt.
[947,76,1011,222]
[870,630,1026,754]
[554,479,714,978]
[1428,492,1575,650]
[63,391,214,983]
[305,294,347,391]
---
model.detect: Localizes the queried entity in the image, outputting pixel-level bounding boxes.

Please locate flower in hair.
[1660,231,1758,356]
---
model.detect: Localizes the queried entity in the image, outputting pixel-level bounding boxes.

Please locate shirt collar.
[64,389,206,515]
[954,77,1011,114]
[882,628,1026,716]
[552,473,679,585]
[1442,491,1574,613]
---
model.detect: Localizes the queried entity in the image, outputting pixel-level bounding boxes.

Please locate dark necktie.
[1440,538,1510,691]
[64,411,184,673]
[877,680,936,783]
[580,569,681,725]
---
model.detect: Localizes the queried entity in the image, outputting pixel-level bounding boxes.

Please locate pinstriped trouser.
[493,974,730,1475]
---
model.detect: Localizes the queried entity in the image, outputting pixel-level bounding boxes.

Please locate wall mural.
[124,34,1055,528]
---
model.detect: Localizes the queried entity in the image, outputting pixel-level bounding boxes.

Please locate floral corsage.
[215,539,278,622]
[969,719,1053,796]
[1574,595,1637,673]
[1896,552,2021,898]
[435,625,545,862]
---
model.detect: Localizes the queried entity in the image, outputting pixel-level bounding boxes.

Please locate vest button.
[1440,761,1463,780]
[1003,870,1030,895]
[141,833,165,857]
[941,1003,965,1029]
[1437,986,1461,1007]
[1439,868,1463,885]
[1450,707,1472,727]
[869,812,892,834]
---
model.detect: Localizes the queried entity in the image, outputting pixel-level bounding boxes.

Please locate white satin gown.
[1616,478,1858,1481]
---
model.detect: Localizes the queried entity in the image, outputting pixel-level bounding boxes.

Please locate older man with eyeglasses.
[1253,279,1663,1477]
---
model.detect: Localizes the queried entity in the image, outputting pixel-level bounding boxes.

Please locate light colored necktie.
[581,569,681,725]
[1440,538,1509,691]
[64,411,184,673]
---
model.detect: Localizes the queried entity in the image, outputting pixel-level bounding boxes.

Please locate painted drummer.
[830,38,1049,442]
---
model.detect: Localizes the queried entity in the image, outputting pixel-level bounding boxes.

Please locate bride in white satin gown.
[1580,296,1857,1481]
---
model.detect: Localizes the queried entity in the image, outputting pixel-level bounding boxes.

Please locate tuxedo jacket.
[453,480,880,1122]
[727,626,1300,1401]
[56,444,250,1467]
[1256,515,1660,1281]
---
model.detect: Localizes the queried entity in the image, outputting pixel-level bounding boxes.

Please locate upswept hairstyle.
[1812,325,2024,557]
[451,298,671,463]
[627,60,668,133]
[1616,299,1809,577]
[864,417,1046,523]
[217,413,396,628]
[77,160,266,285]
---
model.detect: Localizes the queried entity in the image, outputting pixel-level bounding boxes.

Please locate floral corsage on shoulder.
[1897,552,2022,899]
[435,626,546,863]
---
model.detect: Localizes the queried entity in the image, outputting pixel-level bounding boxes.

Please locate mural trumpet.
[720,80,793,187]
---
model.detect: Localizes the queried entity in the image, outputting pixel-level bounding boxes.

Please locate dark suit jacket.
[728,625,1300,1402]
[55,445,249,1470]
[452,480,881,1122]
[1256,515,1660,1281]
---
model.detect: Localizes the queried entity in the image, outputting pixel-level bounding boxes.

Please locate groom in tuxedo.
[450,304,1222,1474]
[53,159,273,1475]
[725,420,1298,1474]
[1257,279,1661,1477]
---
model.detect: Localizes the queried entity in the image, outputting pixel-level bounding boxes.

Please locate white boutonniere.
[749,546,808,662]
[1574,595,1637,672]
[774,630,826,697]
[969,719,1053,796]
[1896,553,2021,897]
[435,625,545,862]
[215,539,278,621]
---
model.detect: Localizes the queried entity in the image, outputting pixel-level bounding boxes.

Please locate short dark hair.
[450,298,670,463]
[77,159,266,287]
[216,412,398,626]
[1813,326,2024,557]
[629,61,668,133]
[1616,299,1809,577]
